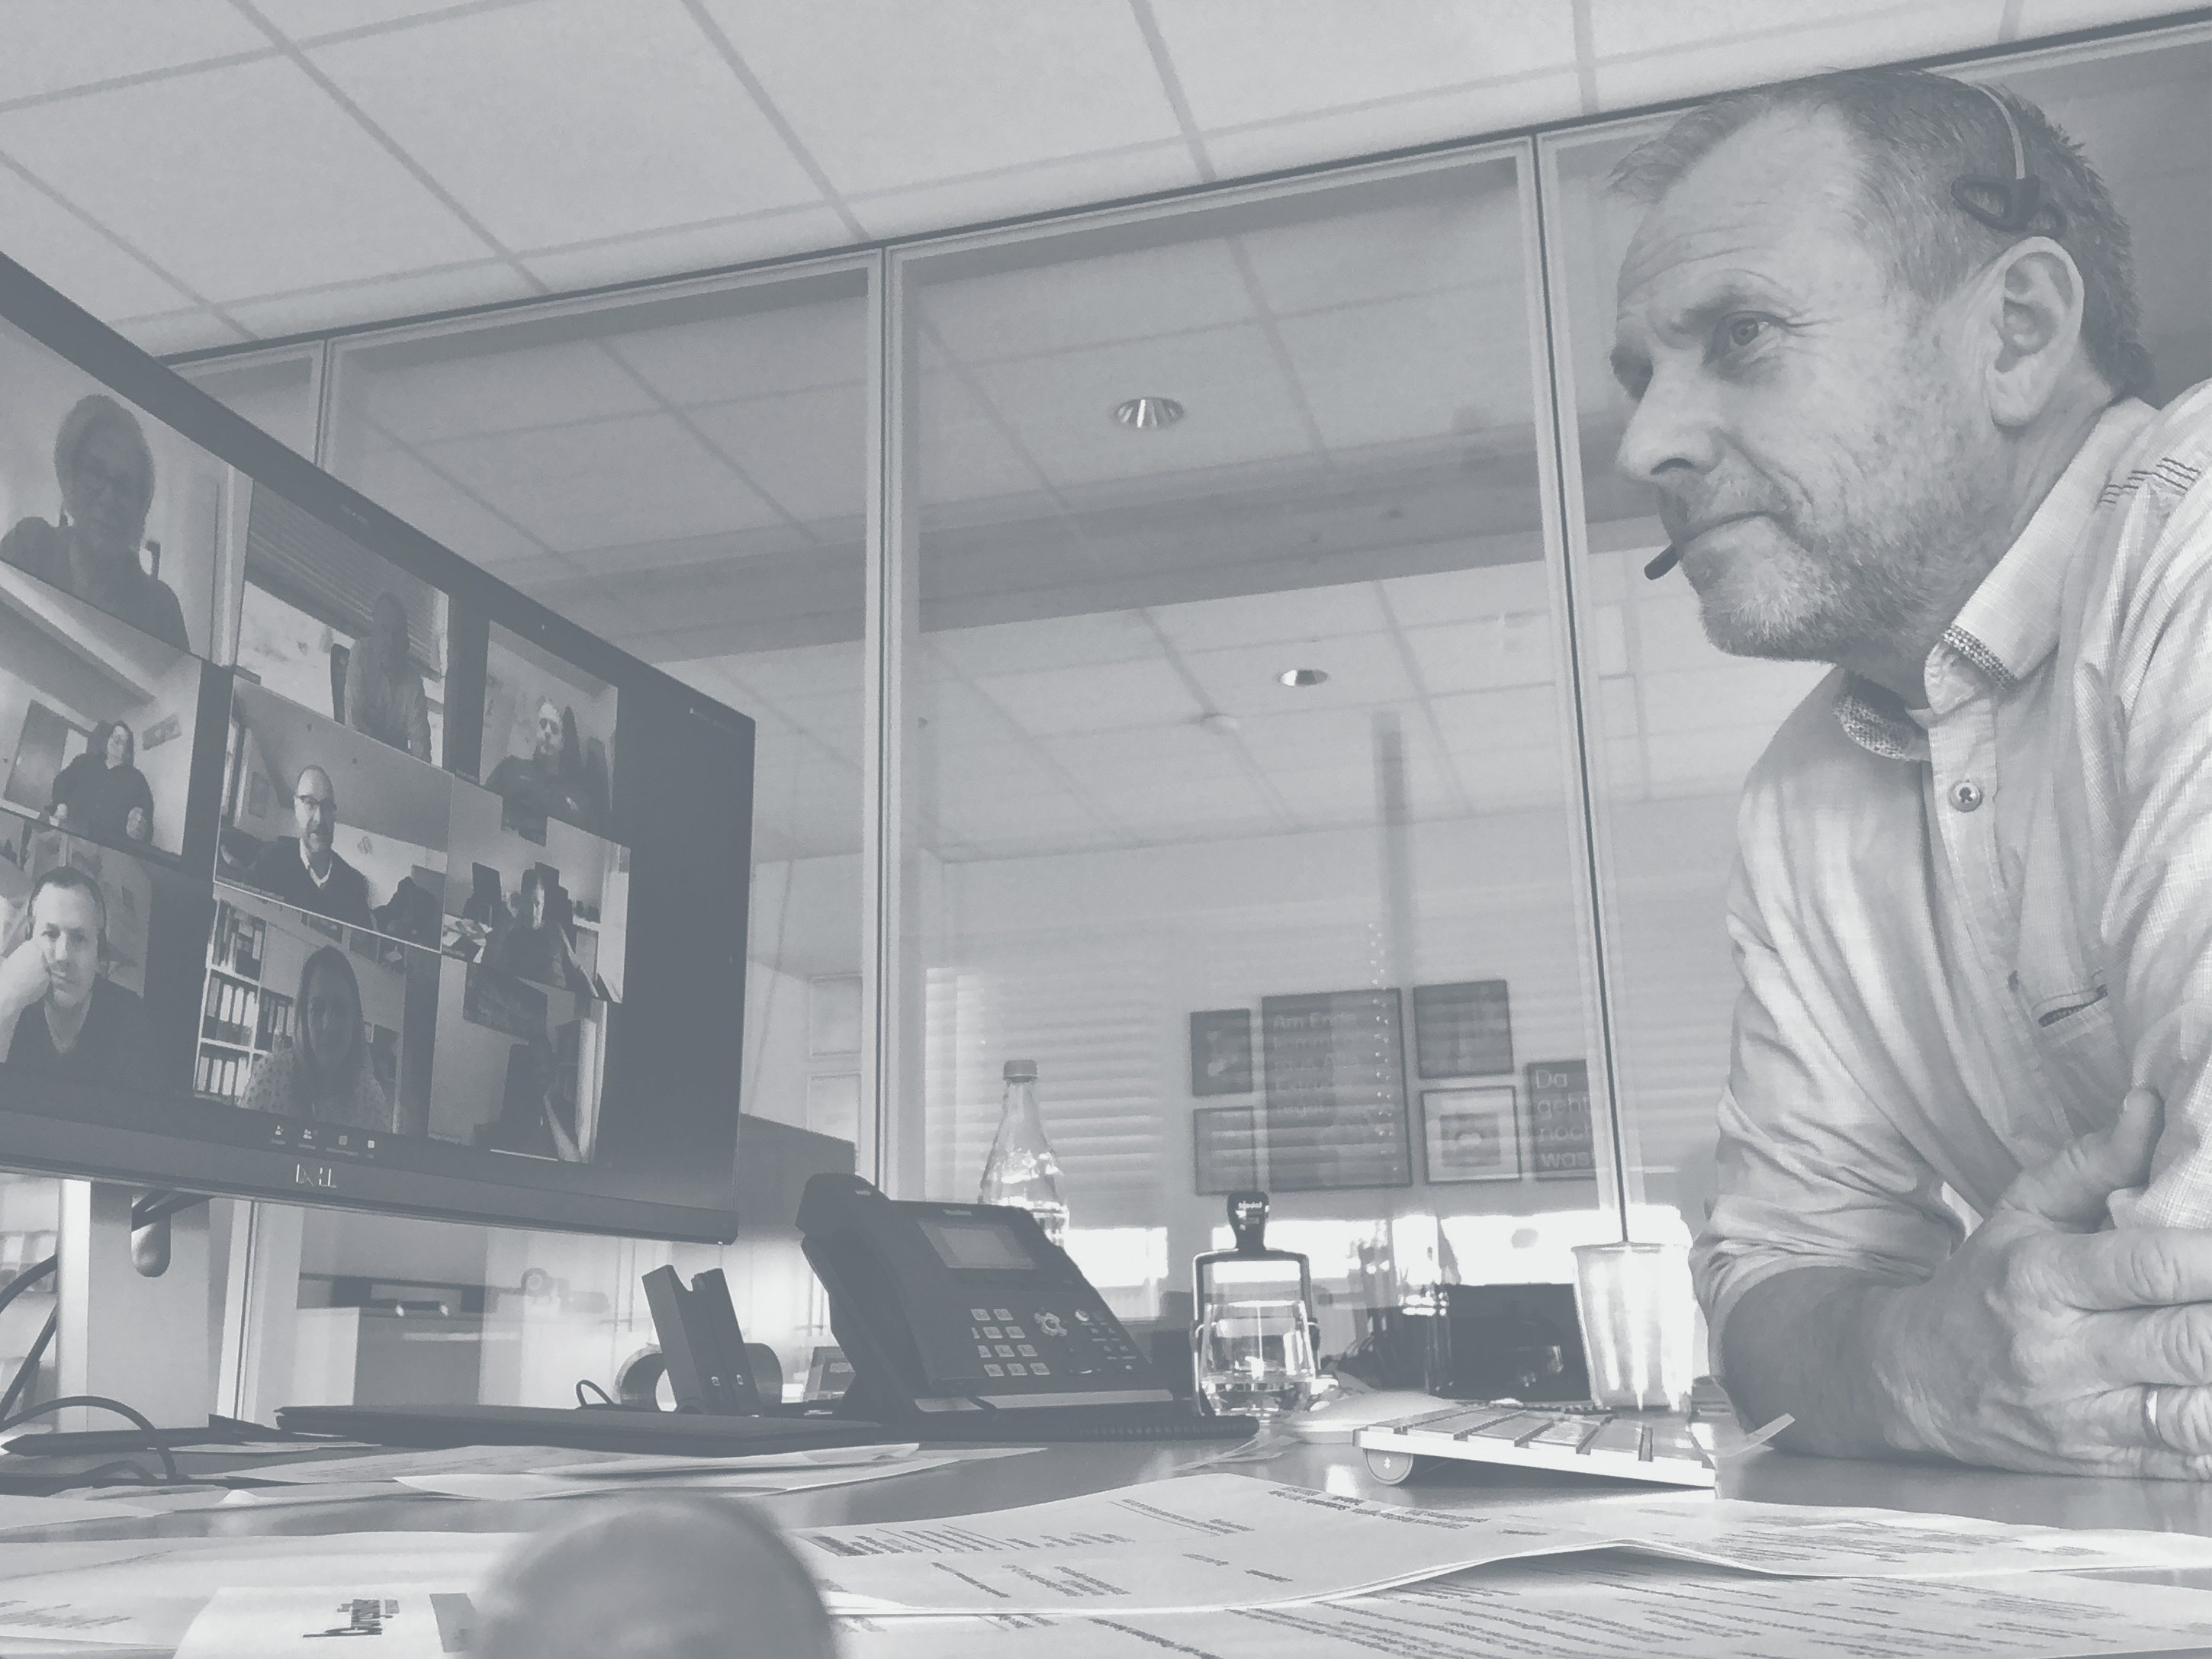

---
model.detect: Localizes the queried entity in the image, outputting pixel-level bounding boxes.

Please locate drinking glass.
[1194,1296,1320,1419]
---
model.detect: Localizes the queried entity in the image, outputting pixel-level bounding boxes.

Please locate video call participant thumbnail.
[0,866,159,1089]
[346,593,433,763]
[240,944,394,1132]
[50,721,156,847]
[1,395,188,652]
[243,765,373,931]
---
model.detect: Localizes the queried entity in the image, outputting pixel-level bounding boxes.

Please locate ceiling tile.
[517,204,858,293]
[1235,185,1520,318]
[916,369,1050,506]
[961,322,1315,490]
[1428,684,1561,754]
[1150,0,1579,133]
[223,260,536,340]
[1042,723,1233,790]
[1200,72,1583,180]
[0,56,493,300]
[0,162,195,319]
[1402,611,1555,695]
[341,336,663,446]
[1152,584,1385,652]
[684,383,869,523]
[972,657,1203,737]
[607,295,866,408]
[1274,289,1532,452]
[929,611,1162,678]
[341,442,555,568]
[255,0,498,36]
[712,0,1183,197]
[0,2,269,104]
[1180,634,1416,719]
[919,236,1252,366]
[307,0,827,250]
[110,307,244,356]
[1381,562,1552,625]
[1590,2,2005,108]
[977,654,1203,738]
[847,143,1203,242]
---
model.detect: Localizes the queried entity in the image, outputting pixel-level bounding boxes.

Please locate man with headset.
[0,866,160,1092]
[1610,67,2212,1474]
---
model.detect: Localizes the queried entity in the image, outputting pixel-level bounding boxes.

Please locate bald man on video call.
[1609,66,2212,1475]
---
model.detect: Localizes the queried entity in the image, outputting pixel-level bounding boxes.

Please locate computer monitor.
[0,249,755,1245]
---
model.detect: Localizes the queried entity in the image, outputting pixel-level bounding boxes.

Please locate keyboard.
[1354,1403,1715,1488]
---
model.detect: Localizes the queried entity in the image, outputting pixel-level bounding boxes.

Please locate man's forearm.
[1720,1265,1924,1458]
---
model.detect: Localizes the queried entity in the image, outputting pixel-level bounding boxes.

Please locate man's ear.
[1980,238,2092,427]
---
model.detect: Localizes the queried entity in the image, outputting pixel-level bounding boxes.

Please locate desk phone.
[798,1174,1249,1440]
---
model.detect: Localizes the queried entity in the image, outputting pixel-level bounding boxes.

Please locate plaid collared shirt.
[1693,387,2212,1365]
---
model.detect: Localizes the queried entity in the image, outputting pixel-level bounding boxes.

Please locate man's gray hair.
[1610,67,2149,397]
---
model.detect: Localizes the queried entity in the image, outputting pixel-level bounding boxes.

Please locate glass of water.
[1194,1296,1320,1419]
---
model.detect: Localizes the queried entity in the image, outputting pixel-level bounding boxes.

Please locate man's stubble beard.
[1694,357,2003,670]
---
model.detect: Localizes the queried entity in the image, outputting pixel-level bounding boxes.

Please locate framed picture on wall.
[1412,980,1513,1079]
[1259,989,1413,1189]
[1189,1008,1253,1096]
[1421,1085,1522,1183]
[1193,1105,1265,1194]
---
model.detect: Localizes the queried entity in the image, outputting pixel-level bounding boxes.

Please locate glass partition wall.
[109,15,2212,1413]
[887,147,1644,1362]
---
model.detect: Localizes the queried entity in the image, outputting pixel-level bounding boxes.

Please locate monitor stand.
[51,1182,211,1432]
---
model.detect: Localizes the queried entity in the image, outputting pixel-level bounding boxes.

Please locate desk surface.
[14,1408,2212,1549]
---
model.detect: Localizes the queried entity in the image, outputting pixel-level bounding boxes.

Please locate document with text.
[797,1474,2212,1617]
[838,1555,2212,1658]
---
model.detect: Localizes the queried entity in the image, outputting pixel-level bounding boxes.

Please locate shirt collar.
[299,838,333,890]
[1833,399,2154,760]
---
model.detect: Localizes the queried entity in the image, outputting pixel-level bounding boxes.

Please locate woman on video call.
[48,720,154,847]
[2,394,190,652]
[241,945,393,1130]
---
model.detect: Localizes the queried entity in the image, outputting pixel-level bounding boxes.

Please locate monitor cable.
[0,1396,183,1486]
[0,1255,58,1426]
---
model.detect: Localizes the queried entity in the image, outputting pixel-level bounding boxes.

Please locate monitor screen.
[0,251,754,1243]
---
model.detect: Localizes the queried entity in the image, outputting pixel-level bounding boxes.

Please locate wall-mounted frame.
[1193,1105,1264,1195]
[1421,1085,1522,1183]
[1189,1008,1254,1096]
[1412,980,1513,1079]
[1260,989,1412,1190]
[1526,1059,1596,1179]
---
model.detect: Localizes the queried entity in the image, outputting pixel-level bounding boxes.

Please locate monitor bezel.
[0,249,754,1246]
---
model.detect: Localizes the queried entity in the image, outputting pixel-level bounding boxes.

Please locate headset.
[1643,82,2066,584]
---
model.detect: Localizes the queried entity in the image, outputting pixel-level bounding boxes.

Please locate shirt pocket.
[2026,983,2126,1123]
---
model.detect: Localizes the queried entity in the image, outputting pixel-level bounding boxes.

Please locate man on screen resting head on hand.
[1611,67,2212,1476]
[243,764,375,931]
[0,867,158,1091]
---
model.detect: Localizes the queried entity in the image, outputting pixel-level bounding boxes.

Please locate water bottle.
[977,1059,1068,1248]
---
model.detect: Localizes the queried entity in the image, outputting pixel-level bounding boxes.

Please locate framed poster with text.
[1526,1059,1596,1179]
[1260,989,1412,1190]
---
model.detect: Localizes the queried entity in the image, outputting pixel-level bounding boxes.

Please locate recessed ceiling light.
[1113,396,1184,429]
[1278,668,1328,688]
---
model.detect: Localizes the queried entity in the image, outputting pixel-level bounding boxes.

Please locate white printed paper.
[230,1444,611,1484]
[0,1493,154,1530]
[837,1556,2212,1659]
[528,1442,922,1477]
[799,1473,1608,1616]
[398,1456,958,1502]
[0,1533,521,1605]
[796,1474,2212,1617]
[173,1587,470,1657]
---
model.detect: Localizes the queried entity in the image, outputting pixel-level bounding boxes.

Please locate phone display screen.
[918,1214,1042,1272]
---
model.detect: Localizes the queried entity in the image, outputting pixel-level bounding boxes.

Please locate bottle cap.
[1003,1059,1037,1082]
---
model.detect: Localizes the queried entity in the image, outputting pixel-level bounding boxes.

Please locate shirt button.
[1950,780,1984,812]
